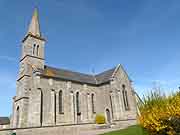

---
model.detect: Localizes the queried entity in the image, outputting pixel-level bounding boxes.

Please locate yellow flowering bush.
[95,114,106,124]
[139,91,180,135]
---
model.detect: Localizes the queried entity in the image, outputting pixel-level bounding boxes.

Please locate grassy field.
[101,125,149,135]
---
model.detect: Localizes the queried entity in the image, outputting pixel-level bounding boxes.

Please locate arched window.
[125,90,129,109]
[36,45,39,56]
[71,91,76,122]
[54,90,56,124]
[109,93,114,119]
[76,92,80,114]
[91,93,95,113]
[16,106,20,127]
[122,85,129,110]
[59,90,63,114]
[33,44,36,55]
[39,89,43,125]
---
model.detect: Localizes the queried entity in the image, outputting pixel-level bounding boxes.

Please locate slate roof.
[0,117,10,125]
[40,65,117,85]
[95,68,116,84]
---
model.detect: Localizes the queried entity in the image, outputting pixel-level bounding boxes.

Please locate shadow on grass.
[101,125,149,135]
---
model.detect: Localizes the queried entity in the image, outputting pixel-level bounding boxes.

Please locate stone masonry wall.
[26,65,137,127]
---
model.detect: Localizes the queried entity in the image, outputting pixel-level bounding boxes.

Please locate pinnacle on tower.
[27,8,41,37]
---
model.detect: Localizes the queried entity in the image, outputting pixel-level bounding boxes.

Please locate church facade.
[10,9,137,129]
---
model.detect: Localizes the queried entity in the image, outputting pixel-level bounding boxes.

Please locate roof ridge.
[45,65,117,77]
[43,65,118,85]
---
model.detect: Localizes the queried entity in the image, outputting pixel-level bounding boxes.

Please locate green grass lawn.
[101,125,149,135]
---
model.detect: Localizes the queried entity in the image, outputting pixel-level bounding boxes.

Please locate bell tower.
[20,8,45,79]
[17,8,46,98]
[12,8,46,128]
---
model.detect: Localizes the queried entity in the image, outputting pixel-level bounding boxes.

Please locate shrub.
[162,116,180,134]
[139,91,180,135]
[95,114,105,124]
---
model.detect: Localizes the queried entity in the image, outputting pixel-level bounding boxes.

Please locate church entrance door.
[106,109,111,123]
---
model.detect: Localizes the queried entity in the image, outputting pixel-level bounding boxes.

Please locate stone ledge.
[0,122,94,131]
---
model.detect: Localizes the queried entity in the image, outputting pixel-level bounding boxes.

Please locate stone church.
[1,9,137,131]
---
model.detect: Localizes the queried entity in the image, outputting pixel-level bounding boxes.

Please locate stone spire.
[27,8,41,37]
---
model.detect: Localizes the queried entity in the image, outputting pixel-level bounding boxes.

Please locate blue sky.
[0,0,180,116]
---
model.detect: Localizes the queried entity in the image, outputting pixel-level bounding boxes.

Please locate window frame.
[91,93,96,114]
[76,92,81,115]
[122,85,130,111]
[33,44,36,55]
[59,90,64,114]
[36,45,39,56]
